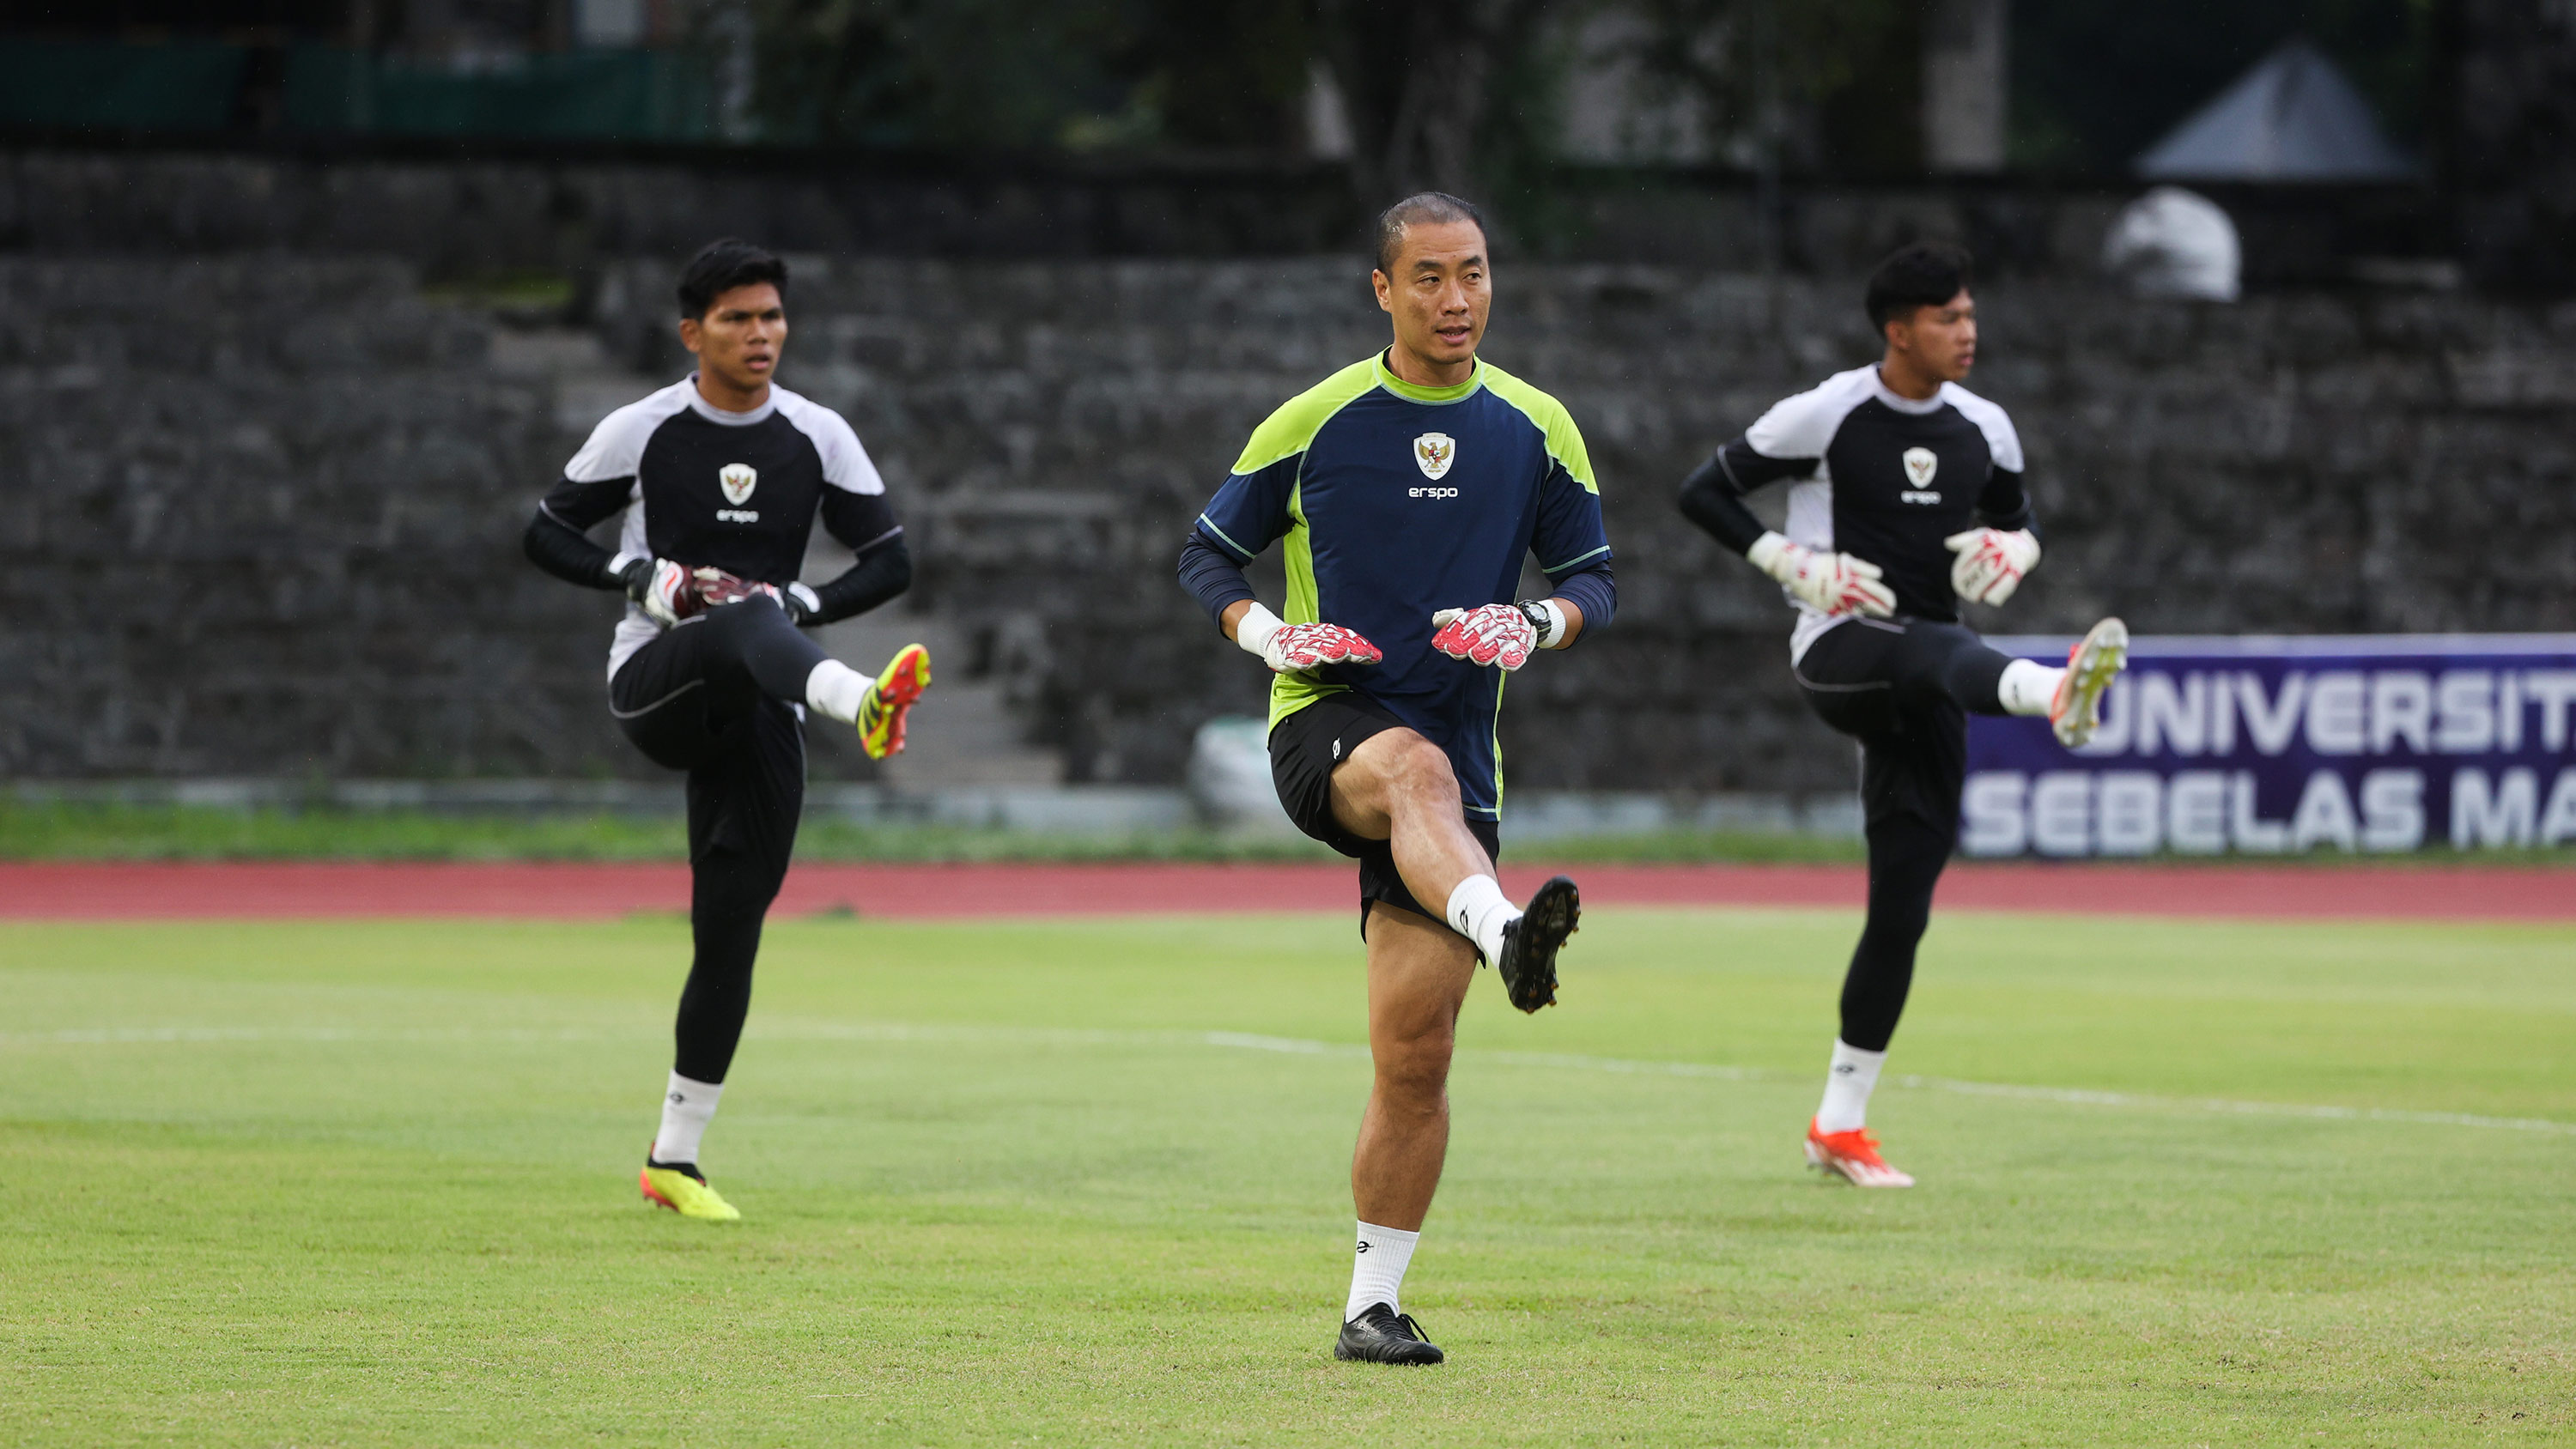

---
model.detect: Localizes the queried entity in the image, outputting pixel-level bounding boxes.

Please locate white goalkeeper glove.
[1233,603,1383,674]
[1944,527,2041,606]
[1747,531,1896,619]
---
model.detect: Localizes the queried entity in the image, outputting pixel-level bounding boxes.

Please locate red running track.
[0,860,2567,923]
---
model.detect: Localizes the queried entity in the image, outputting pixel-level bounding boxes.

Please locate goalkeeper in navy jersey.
[1675,241,2129,1189]
[522,239,933,1223]
[1176,193,1613,1366]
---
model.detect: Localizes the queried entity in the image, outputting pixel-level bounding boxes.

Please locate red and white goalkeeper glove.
[1234,603,1382,673]
[1943,527,2041,606]
[1747,531,1896,619]
[1430,603,1539,670]
[690,567,784,611]
[619,559,796,627]
[621,557,703,628]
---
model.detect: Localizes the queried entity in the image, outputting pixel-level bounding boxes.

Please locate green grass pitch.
[3,907,2569,1446]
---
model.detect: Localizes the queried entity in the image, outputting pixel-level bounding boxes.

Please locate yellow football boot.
[856,643,933,761]
[640,1161,742,1222]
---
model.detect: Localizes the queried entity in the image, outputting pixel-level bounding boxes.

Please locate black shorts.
[1792,616,2008,844]
[1268,691,1502,933]
[611,618,808,882]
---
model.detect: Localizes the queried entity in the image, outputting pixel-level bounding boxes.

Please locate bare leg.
[1350,901,1479,1230]
[1328,727,1494,927]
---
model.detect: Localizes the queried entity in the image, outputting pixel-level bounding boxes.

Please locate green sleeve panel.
[1228,357,1382,476]
[1479,363,1600,495]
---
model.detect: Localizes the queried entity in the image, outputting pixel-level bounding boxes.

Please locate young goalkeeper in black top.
[522,239,933,1222]
[1674,242,2128,1188]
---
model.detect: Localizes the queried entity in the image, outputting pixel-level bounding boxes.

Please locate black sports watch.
[1514,599,1563,649]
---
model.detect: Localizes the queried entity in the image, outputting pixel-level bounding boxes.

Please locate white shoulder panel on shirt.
[1743,365,1880,460]
[1937,382,2026,473]
[562,378,695,483]
[773,387,887,495]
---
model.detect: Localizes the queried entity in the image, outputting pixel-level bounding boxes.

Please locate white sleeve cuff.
[1234,602,1285,658]
[1745,531,1795,581]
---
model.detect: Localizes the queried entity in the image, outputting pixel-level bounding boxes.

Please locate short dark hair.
[1374,192,1487,277]
[677,238,787,319]
[1864,241,1972,330]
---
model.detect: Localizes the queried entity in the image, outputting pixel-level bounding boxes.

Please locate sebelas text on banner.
[1963,635,2576,857]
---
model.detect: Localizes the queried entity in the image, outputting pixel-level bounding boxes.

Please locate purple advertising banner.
[1963,635,2576,858]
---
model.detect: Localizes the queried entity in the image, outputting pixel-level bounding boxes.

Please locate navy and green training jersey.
[1191,352,1611,821]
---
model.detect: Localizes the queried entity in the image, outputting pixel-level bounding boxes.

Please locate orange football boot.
[1805,1118,1916,1188]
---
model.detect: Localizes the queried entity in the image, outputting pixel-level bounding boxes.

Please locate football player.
[1675,241,2126,1188]
[523,239,931,1221]
[1176,192,1614,1363]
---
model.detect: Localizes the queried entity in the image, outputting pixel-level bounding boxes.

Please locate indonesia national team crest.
[1902,447,1938,487]
[719,463,758,505]
[1413,433,1455,480]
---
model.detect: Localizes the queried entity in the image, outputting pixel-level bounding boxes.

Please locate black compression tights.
[1838,812,1952,1053]
[672,845,781,1083]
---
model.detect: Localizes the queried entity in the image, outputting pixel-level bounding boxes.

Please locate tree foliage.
[735,0,2436,187]
[744,0,1310,151]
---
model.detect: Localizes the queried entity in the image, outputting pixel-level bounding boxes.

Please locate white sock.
[652,1071,725,1167]
[1998,658,2063,717]
[1443,875,1519,964]
[1815,1040,1886,1135]
[1345,1221,1421,1322]
[805,660,873,724]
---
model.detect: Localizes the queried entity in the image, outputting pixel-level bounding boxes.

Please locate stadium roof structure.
[2134,39,2418,182]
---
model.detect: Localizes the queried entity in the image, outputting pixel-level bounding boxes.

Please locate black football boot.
[1494,875,1580,1012]
[1334,1302,1445,1365]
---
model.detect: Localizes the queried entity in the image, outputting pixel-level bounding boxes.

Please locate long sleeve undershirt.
[1674,438,2036,557]
[520,482,912,626]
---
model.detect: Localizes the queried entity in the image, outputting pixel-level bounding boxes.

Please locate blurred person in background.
[522,239,929,1222]
[1675,241,2129,1189]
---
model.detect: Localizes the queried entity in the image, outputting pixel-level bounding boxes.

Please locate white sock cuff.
[1817,1040,1886,1135]
[1443,874,1517,963]
[1998,658,2062,717]
[1346,1220,1423,1321]
[805,659,872,724]
[1357,1220,1420,1246]
[1830,1039,1888,1082]
[653,1071,725,1166]
[666,1070,725,1100]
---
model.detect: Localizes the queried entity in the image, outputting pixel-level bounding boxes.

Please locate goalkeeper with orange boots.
[522,239,931,1221]
[1677,241,2125,1188]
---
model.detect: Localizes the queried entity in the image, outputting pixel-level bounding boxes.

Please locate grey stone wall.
[0,258,627,779]
[4,254,2573,794]
[2454,0,2576,293]
[0,144,2448,287]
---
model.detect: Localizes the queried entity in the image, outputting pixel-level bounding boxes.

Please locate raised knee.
[1384,737,1459,798]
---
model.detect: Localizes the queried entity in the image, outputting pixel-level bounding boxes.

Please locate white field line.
[6,1021,2570,1138]
[0,1026,636,1046]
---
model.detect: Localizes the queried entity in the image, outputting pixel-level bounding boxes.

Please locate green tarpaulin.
[0,41,247,131]
[284,47,719,142]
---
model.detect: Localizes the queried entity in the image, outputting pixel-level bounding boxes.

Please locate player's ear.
[1371,269,1394,313]
[677,315,703,355]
